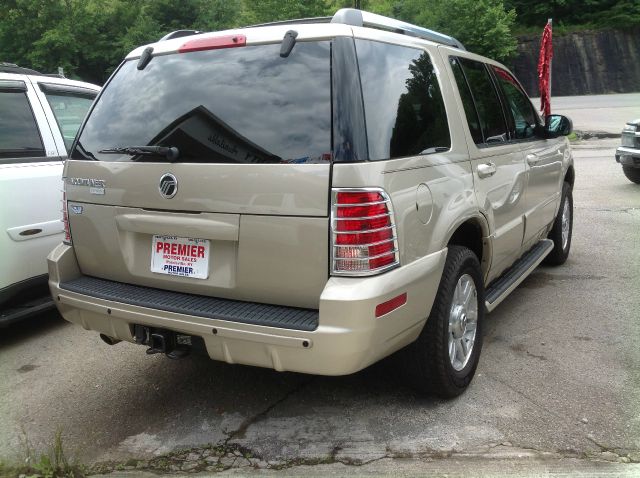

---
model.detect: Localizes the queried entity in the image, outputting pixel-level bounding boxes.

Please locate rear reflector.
[375,293,407,318]
[331,188,399,276]
[179,34,246,54]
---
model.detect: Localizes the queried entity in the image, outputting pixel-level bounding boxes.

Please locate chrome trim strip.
[330,259,400,277]
[332,224,396,235]
[334,200,390,207]
[333,212,392,221]
[333,237,397,248]
[333,249,399,262]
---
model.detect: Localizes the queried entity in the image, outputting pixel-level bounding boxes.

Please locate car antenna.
[280,30,298,58]
[137,47,154,70]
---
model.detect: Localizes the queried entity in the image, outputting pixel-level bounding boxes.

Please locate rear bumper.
[48,244,447,375]
[615,147,640,167]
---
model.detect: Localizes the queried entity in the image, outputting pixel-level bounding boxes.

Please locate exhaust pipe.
[100,334,121,345]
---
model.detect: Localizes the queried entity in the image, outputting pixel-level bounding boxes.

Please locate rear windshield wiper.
[98,145,180,161]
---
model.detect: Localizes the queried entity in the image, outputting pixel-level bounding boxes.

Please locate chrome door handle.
[526,153,541,166]
[477,162,497,178]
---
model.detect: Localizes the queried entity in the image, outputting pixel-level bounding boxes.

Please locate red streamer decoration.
[537,21,553,117]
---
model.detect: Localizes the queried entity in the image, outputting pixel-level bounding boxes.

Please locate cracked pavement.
[1,95,640,475]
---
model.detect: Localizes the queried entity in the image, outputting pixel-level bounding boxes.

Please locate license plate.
[151,235,210,279]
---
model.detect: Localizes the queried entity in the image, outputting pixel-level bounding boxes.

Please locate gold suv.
[48,9,574,397]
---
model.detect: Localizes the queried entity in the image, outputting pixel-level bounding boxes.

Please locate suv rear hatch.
[65,29,361,309]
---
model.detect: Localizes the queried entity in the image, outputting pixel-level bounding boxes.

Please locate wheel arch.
[565,165,575,188]
[445,215,491,278]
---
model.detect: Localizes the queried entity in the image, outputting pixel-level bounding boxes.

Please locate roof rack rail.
[244,10,464,50]
[0,62,42,75]
[331,9,465,50]
[248,16,332,28]
[159,30,202,41]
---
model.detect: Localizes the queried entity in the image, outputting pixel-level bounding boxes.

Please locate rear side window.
[0,89,45,160]
[42,88,96,153]
[455,58,507,145]
[491,66,538,140]
[73,42,331,164]
[356,40,450,160]
[450,57,483,144]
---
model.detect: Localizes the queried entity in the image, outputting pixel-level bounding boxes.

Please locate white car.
[0,63,99,325]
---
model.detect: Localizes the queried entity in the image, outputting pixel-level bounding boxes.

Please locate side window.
[450,57,483,144]
[0,89,45,160]
[356,39,451,161]
[42,89,96,153]
[491,66,538,140]
[457,58,508,145]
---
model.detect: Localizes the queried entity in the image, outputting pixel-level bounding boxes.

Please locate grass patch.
[1,430,86,478]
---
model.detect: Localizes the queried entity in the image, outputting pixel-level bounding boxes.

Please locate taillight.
[331,188,399,276]
[62,181,71,245]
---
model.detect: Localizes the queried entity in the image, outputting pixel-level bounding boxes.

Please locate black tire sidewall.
[622,166,640,184]
[440,252,485,387]
[545,182,572,265]
[428,246,485,396]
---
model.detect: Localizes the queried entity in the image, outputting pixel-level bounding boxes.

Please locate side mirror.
[545,114,573,137]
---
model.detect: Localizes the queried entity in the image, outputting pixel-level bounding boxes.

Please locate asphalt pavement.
[1,95,639,476]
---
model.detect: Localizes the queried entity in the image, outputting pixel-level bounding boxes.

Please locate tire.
[622,166,640,184]
[400,246,485,398]
[544,181,573,266]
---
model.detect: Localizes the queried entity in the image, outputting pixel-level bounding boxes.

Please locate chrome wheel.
[448,273,478,371]
[561,199,570,251]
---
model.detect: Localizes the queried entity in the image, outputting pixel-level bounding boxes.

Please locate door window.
[0,90,45,160]
[450,57,483,144]
[454,58,508,145]
[491,66,538,140]
[43,91,96,152]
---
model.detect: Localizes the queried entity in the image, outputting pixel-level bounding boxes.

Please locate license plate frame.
[150,235,210,279]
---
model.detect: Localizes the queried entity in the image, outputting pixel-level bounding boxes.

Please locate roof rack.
[0,62,42,75]
[331,9,465,50]
[160,29,203,41]
[0,62,68,78]
[243,9,464,50]
[249,16,332,28]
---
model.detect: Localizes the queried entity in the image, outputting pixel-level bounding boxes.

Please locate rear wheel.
[622,166,640,184]
[544,181,572,265]
[400,246,485,398]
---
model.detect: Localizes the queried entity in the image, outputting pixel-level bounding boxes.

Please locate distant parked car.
[0,62,100,325]
[615,119,640,184]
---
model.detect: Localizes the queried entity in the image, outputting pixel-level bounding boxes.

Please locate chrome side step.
[485,239,554,313]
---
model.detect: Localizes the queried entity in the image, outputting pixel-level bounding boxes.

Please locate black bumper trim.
[59,276,319,331]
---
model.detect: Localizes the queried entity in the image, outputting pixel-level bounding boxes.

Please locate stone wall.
[512,28,640,97]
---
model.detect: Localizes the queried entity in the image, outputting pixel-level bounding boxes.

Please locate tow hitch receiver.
[133,325,191,359]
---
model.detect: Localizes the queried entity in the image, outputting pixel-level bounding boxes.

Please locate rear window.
[73,41,331,164]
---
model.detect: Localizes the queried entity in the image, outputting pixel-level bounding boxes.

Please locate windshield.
[72,41,331,164]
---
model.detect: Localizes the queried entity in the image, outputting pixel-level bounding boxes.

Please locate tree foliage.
[0,0,635,84]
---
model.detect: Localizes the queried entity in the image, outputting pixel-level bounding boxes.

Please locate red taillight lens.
[331,189,399,275]
[62,184,71,245]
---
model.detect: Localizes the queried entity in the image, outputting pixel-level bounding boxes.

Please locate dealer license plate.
[151,235,210,279]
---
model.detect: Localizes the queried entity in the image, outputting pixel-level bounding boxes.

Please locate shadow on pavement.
[0,308,67,348]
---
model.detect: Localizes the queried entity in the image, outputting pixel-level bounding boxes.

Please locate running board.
[485,239,554,313]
